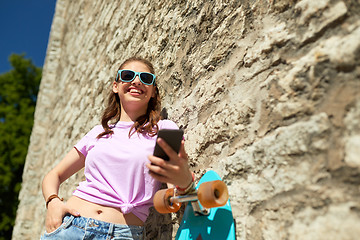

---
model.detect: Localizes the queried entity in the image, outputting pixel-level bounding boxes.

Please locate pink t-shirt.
[73,119,179,222]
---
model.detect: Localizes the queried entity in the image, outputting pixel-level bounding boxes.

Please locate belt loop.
[107,223,114,240]
[85,217,91,229]
[63,215,74,229]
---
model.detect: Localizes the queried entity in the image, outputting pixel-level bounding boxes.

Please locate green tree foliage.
[0,54,41,240]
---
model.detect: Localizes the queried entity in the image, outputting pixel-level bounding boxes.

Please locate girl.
[41,57,193,239]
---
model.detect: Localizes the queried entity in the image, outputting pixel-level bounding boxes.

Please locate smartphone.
[153,129,184,161]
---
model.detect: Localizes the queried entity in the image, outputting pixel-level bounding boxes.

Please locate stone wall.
[13,0,360,239]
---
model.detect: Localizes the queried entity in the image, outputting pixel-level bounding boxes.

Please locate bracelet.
[46,194,64,208]
[177,181,196,195]
[176,172,195,195]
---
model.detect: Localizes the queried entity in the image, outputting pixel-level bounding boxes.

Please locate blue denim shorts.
[40,215,144,240]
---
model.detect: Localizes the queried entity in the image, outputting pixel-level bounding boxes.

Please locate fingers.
[45,217,62,233]
[147,168,170,183]
[68,208,81,217]
[146,162,167,177]
[146,158,179,179]
[178,140,188,160]
[147,138,180,173]
[45,203,80,233]
[156,138,179,161]
[147,155,168,169]
[155,138,188,163]
[147,135,191,187]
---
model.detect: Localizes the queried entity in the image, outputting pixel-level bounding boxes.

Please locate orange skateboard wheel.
[153,188,181,213]
[198,180,229,208]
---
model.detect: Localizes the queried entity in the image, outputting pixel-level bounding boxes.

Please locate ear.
[113,81,119,93]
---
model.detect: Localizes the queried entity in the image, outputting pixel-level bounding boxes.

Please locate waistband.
[64,215,144,235]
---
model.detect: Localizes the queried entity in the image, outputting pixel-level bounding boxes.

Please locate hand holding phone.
[153,129,184,161]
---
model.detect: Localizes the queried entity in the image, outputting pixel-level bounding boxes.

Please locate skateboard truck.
[154,180,229,216]
[170,171,236,240]
[170,190,210,216]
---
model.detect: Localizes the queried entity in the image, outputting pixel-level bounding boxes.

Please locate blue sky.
[0,0,57,74]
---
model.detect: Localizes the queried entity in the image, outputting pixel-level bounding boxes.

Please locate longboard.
[153,170,236,240]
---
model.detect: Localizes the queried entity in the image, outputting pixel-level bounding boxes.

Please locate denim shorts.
[40,215,144,240]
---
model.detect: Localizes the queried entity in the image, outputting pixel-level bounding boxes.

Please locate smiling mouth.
[128,88,143,94]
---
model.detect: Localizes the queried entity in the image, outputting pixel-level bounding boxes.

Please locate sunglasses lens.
[120,70,135,81]
[140,73,154,84]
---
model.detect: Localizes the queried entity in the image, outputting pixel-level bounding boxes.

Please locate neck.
[119,104,147,122]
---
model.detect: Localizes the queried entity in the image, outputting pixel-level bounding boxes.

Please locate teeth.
[130,89,141,94]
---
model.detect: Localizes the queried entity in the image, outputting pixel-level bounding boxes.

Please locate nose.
[131,74,142,85]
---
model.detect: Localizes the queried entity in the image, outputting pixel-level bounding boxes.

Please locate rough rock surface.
[13,0,360,239]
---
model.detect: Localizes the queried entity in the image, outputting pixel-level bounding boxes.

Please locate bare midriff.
[66,196,144,226]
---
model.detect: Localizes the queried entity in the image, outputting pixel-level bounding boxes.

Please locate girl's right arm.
[42,147,85,233]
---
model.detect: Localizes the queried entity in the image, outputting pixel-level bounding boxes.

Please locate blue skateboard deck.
[175,170,236,240]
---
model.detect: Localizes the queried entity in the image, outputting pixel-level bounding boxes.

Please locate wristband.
[46,194,64,208]
[176,172,195,195]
